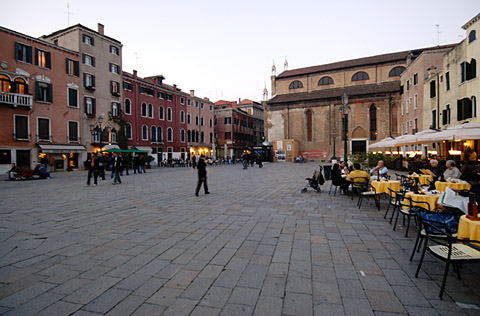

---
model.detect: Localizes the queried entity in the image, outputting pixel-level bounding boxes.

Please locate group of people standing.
[240,152,263,170]
[85,153,148,186]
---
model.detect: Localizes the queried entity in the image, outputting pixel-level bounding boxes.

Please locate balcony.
[0,91,33,108]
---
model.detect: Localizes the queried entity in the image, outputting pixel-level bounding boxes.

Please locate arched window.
[159,106,164,120]
[352,72,369,81]
[167,108,172,121]
[180,110,185,123]
[167,127,173,142]
[141,102,147,117]
[125,123,132,139]
[469,30,476,43]
[181,129,185,142]
[391,105,398,134]
[473,96,477,118]
[157,126,163,142]
[306,110,313,142]
[148,104,153,118]
[369,104,377,140]
[210,132,213,144]
[289,80,303,89]
[14,78,27,94]
[111,102,119,117]
[124,99,131,114]
[0,74,11,92]
[151,126,157,142]
[187,130,191,142]
[196,131,199,143]
[201,131,204,143]
[318,76,333,86]
[142,125,148,140]
[389,66,405,77]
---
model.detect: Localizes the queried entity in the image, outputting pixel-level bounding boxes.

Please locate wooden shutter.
[45,51,51,69]
[47,83,52,103]
[74,61,79,76]
[92,99,96,114]
[34,48,39,66]
[92,56,95,67]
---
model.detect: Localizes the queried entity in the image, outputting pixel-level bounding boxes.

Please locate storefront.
[38,144,86,171]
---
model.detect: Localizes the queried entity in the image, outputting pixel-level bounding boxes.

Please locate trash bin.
[323,164,332,180]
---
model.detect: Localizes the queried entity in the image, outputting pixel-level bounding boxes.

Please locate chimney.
[98,23,104,35]
[133,70,137,77]
[190,90,195,97]
[239,98,241,104]
[173,84,177,90]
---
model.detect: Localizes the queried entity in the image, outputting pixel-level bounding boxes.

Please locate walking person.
[85,154,99,186]
[192,155,197,169]
[98,155,106,180]
[256,153,263,168]
[140,155,147,173]
[133,155,141,174]
[111,152,123,184]
[241,152,248,169]
[195,155,209,196]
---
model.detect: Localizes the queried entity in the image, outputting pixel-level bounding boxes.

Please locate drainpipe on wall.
[388,95,392,137]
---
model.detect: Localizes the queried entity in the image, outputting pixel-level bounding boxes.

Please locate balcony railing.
[0,91,33,108]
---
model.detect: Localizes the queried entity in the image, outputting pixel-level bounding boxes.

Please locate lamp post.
[332,127,337,161]
[341,93,350,164]
[89,116,111,153]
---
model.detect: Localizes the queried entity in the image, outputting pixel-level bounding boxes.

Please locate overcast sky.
[1,1,479,102]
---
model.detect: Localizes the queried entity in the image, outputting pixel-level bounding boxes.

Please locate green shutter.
[15,42,19,60]
[48,84,53,103]
[45,51,51,69]
[34,48,39,65]
[74,61,79,76]
[26,46,32,63]
[35,81,40,100]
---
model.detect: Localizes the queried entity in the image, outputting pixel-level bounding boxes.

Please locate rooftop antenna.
[435,24,441,46]
[65,3,73,26]
[134,52,139,71]
[284,56,288,71]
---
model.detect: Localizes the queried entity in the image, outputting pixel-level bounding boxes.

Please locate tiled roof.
[41,23,122,44]
[268,81,400,105]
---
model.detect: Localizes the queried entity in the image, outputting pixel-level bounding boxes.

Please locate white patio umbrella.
[368,137,396,150]
[393,134,417,146]
[417,123,480,142]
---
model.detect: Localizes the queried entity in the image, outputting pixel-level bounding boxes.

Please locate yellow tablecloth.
[435,182,471,192]
[458,215,480,243]
[408,174,434,186]
[404,192,441,211]
[371,180,401,195]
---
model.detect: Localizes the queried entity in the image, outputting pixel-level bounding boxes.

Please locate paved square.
[1,163,479,315]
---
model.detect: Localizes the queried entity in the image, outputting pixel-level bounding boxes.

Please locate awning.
[135,146,152,152]
[39,144,86,153]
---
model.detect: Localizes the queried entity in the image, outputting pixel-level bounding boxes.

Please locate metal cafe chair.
[356,182,380,210]
[385,187,404,220]
[391,195,420,237]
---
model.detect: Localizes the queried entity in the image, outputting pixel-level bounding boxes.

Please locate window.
[38,118,50,141]
[224,117,231,124]
[111,81,120,95]
[195,101,199,108]
[446,72,450,91]
[35,49,51,69]
[352,72,369,81]
[201,117,204,126]
[430,80,436,98]
[110,45,119,55]
[151,126,157,142]
[210,132,213,144]
[369,104,377,140]
[84,73,95,89]
[414,94,418,109]
[187,114,191,124]
[289,80,303,89]
[180,111,185,123]
[68,88,78,107]
[469,30,476,43]
[142,125,148,140]
[306,110,312,142]
[413,73,418,85]
[389,66,405,77]
[461,59,477,82]
[442,104,451,125]
[159,106,164,120]
[406,80,410,91]
[83,54,95,67]
[432,110,437,129]
[225,132,231,140]
[406,99,409,114]
[167,128,173,142]
[201,131,204,143]
[35,81,52,103]
[457,98,474,121]
[139,86,154,96]
[110,63,120,74]
[210,105,212,111]
[68,121,79,142]
[318,76,333,86]
[126,123,132,139]
[167,108,172,121]
[14,78,27,94]
[201,102,204,109]
[0,150,11,164]
[158,91,165,99]
[15,42,32,63]
[181,129,185,142]
[148,104,153,118]
[167,94,173,101]
[187,99,191,106]
[180,97,185,104]
[111,131,117,143]
[124,99,131,114]
[84,97,96,115]
[141,102,147,117]
[111,102,119,117]
[210,119,213,127]
[66,59,79,76]
[157,126,163,142]
[196,116,199,126]
[0,75,11,92]
[82,34,94,46]
[14,115,29,140]
[123,81,133,91]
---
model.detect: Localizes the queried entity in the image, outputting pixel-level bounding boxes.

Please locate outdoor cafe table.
[435,181,471,192]
[408,174,434,186]
[371,180,401,195]
[404,192,442,211]
[458,215,480,244]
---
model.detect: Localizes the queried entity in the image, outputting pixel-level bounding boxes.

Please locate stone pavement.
[0,163,479,316]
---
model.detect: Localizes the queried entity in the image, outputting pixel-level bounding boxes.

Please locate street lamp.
[341,93,350,164]
[89,116,111,152]
[332,127,337,161]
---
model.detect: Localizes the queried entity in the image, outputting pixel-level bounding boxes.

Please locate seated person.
[7,163,20,180]
[428,159,445,182]
[332,163,350,193]
[455,172,480,205]
[443,160,461,180]
[34,164,52,179]
[347,163,370,184]
[370,160,388,180]
[340,161,349,176]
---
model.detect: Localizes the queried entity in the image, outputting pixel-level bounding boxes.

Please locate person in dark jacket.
[332,163,350,194]
[195,155,209,196]
[86,154,99,186]
[111,152,123,184]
